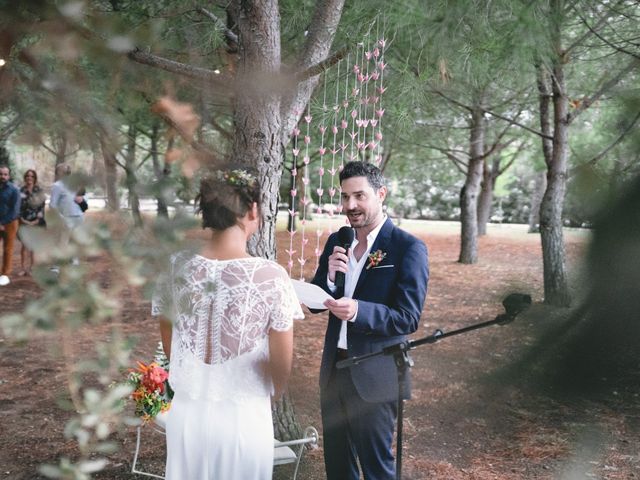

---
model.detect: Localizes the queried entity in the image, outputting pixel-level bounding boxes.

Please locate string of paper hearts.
[287,37,387,279]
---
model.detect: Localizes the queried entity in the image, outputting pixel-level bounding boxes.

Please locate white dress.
[152,253,304,480]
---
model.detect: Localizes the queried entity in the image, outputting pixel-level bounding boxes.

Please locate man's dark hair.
[339,161,386,190]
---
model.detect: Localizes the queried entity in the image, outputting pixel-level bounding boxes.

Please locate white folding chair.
[131,413,319,480]
[131,413,167,479]
[273,426,319,480]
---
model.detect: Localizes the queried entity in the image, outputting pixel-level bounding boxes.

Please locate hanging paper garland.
[287,32,387,280]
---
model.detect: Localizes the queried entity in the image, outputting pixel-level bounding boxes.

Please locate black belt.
[336,348,349,360]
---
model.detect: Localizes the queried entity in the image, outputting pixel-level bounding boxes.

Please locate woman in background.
[18,169,46,275]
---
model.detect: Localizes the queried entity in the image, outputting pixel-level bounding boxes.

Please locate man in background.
[49,163,85,268]
[0,165,21,286]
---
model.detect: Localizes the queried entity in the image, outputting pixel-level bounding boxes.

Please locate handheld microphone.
[335,226,354,289]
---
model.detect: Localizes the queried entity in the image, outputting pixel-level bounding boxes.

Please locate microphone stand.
[336,293,531,480]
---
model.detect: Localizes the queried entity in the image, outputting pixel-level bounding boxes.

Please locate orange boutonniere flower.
[366,249,387,269]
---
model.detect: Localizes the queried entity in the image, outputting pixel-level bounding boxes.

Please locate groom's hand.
[324,297,358,321]
[327,246,349,283]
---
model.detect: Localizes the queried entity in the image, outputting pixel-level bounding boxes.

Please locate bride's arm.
[268,326,294,400]
[159,316,172,360]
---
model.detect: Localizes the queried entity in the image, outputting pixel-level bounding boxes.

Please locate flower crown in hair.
[214,169,257,188]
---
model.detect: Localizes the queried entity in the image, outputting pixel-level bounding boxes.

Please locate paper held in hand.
[290,279,332,309]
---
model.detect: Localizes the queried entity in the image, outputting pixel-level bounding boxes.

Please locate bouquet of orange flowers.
[128,343,173,422]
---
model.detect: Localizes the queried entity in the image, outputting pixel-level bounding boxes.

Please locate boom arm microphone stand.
[336,293,532,480]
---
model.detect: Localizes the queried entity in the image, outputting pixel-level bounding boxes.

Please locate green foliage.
[1,206,195,477]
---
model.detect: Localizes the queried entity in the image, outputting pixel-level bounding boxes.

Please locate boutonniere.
[366,249,387,270]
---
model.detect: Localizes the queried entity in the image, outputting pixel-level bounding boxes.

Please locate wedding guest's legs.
[321,366,360,480]
[1,219,18,276]
[19,242,29,275]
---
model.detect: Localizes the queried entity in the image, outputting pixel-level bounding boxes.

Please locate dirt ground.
[1,216,639,480]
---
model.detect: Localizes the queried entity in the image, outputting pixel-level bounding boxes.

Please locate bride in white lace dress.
[152,168,303,480]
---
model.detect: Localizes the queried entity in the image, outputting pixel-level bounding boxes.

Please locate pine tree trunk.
[477,158,499,236]
[230,0,282,261]
[150,123,169,218]
[226,0,344,442]
[537,2,571,307]
[458,105,485,264]
[100,136,119,211]
[272,391,302,441]
[528,170,546,233]
[124,124,142,226]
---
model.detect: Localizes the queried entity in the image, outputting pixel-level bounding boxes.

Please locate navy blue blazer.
[311,218,429,403]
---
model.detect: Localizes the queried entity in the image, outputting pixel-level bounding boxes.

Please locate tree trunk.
[229,0,282,260]
[271,391,301,441]
[53,132,68,169]
[124,124,142,226]
[100,135,119,211]
[538,7,571,306]
[458,104,486,264]
[477,157,499,236]
[280,0,346,141]
[150,122,169,218]
[528,170,546,233]
[89,136,104,190]
[226,0,344,443]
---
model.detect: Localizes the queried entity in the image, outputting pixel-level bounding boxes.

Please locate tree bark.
[280,0,346,142]
[538,2,571,307]
[458,103,486,264]
[477,157,500,236]
[271,391,302,441]
[528,170,546,233]
[124,123,142,226]
[150,122,169,218]
[228,0,283,260]
[225,0,344,442]
[99,135,119,211]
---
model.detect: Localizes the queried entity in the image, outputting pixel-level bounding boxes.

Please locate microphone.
[335,226,354,289]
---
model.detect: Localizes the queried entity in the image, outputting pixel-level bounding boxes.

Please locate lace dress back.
[152,253,303,402]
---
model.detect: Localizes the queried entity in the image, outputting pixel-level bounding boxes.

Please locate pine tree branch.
[39,141,57,156]
[293,47,348,82]
[194,6,238,46]
[445,152,468,174]
[209,116,233,141]
[483,106,552,140]
[497,139,528,176]
[564,1,618,55]
[127,48,231,87]
[280,0,346,141]
[567,58,640,124]
[0,113,22,141]
[431,89,474,113]
[578,12,640,60]
[481,109,523,160]
[579,110,640,170]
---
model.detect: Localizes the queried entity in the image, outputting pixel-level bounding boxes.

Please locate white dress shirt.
[328,216,387,349]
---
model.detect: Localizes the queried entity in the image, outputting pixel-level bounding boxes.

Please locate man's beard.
[347,210,372,228]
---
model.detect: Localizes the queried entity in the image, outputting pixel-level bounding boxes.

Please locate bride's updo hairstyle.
[198,166,261,231]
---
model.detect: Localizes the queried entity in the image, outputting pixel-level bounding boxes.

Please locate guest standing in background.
[49,163,85,268]
[18,169,46,275]
[0,165,21,286]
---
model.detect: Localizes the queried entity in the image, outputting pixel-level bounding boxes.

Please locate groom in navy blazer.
[311,161,429,480]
